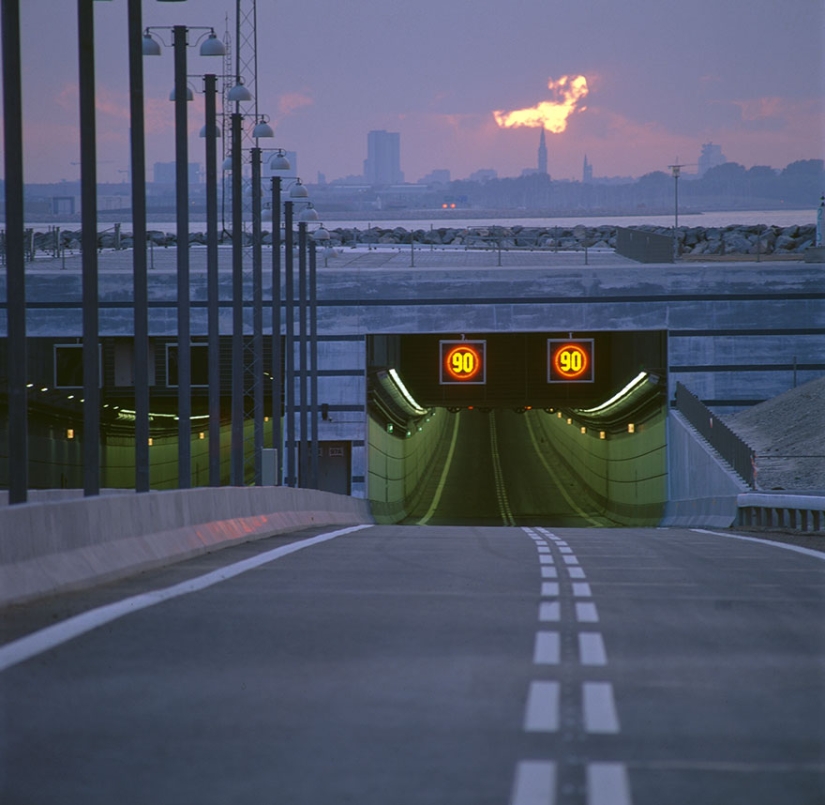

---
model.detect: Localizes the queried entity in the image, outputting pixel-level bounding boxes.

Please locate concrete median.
[0,487,373,607]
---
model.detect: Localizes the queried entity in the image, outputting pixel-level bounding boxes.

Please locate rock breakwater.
[27,222,818,258]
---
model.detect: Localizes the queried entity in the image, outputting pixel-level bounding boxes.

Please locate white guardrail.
[737,492,825,533]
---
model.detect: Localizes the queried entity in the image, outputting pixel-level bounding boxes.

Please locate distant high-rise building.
[418,169,451,185]
[698,143,726,176]
[583,155,593,183]
[363,130,404,185]
[538,128,548,174]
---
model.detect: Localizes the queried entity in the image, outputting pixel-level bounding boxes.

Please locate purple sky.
[6,0,824,185]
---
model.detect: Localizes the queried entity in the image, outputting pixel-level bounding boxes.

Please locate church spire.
[538,127,548,174]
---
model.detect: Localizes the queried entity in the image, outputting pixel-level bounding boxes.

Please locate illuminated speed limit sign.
[548,339,595,383]
[439,340,486,384]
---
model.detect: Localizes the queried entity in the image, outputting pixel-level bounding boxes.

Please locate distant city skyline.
[3,0,822,186]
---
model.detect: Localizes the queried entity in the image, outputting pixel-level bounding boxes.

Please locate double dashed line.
[510,527,632,805]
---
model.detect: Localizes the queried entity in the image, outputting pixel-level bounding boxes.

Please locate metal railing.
[674,382,756,488]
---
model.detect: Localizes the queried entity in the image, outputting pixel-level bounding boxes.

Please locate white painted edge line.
[583,682,621,733]
[587,763,632,805]
[510,760,556,805]
[524,680,560,731]
[579,632,608,666]
[692,529,825,561]
[418,412,461,525]
[534,631,561,665]
[0,524,372,674]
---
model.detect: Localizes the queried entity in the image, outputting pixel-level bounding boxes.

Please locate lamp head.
[269,150,291,171]
[142,33,162,56]
[199,31,226,57]
[252,119,275,139]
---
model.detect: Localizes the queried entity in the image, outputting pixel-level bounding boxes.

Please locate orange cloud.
[278,91,313,117]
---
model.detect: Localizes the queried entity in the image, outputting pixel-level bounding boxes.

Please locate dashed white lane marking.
[587,763,632,805]
[579,633,608,666]
[558,547,574,554]
[576,602,600,622]
[541,582,560,597]
[533,631,561,665]
[572,582,593,597]
[555,541,569,547]
[541,567,558,579]
[583,682,621,733]
[539,601,561,622]
[539,555,555,565]
[537,546,551,553]
[524,681,561,732]
[567,567,586,579]
[0,524,372,674]
[510,760,556,805]
[562,555,580,565]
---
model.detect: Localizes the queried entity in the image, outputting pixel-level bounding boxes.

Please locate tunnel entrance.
[367,332,668,526]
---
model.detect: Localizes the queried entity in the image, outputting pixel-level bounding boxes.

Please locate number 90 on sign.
[440,340,486,384]
[548,339,594,383]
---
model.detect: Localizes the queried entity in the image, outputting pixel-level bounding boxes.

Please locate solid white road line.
[693,528,825,561]
[579,633,608,666]
[510,760,556,805]
[541,567,558,579]
[572,582,593,597]
[587,763,632,805]
[0,524,372,674]
[418,413,461,525]
[576,602,600,622]
[541,582,560,597]
[583,682,621,733]
[539,601,561,622]
[524,681,560,731]
[533,631,561,665]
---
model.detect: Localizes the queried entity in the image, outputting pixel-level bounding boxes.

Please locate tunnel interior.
[367,331,668,527]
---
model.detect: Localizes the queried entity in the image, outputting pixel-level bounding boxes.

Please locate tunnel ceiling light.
[578,372,649,415]
[628,423,635,433]
[388,368,428,416]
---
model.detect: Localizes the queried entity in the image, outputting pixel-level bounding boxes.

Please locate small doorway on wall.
[310,441,351,495]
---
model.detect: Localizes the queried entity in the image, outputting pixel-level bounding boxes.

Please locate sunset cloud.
[493,76,589,133]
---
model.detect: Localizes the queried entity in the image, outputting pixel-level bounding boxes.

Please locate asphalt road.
[405,409,612,527]
[1,523,823,804]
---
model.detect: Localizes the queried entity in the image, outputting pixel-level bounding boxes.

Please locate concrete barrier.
[737,492,825,533]
[0,487,373,607]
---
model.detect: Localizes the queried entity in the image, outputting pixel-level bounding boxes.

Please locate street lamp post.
[79,0,101,497]
[270,175,283,484]
[230,111,244,485]
[128,0,150,493]
[669,162,683,259]
[203,73,220,486]
[284,200,296,487]
[144,24,224,489]
[2,0,27,504]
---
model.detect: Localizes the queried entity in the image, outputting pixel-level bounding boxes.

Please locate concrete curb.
[0,487,373,607]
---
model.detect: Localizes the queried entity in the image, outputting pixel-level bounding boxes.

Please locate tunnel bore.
[367,331,668,527]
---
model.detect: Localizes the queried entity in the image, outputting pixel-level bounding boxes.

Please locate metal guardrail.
[675,382,756,488]
[737,492,825,532]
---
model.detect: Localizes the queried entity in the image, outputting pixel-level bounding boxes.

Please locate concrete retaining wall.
[0,486,373,607]
[367,410,451,523]
[661,411,747,528]
[528,408,668,525]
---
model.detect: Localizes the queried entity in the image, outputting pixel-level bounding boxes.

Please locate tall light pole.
[144,25,224,489]
[203,73,221,486]
[2,0,26,504]
[79,0,101,497]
